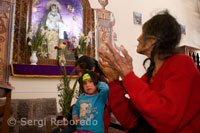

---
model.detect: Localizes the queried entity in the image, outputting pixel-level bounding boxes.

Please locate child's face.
[83,78,97,95]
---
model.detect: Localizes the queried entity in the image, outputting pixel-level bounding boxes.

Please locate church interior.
[0,0,200,132]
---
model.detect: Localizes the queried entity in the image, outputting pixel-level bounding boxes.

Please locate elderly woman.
[98,11,200,132]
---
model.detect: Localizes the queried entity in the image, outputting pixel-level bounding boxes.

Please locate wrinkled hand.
[98,59,119,82]
[98,43,133,78]
[72,115,80,125]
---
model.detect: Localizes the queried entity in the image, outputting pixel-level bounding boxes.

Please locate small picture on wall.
[180,25,186,35]
[133,12,142,25]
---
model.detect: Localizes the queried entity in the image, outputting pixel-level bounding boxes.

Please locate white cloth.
[46,11,61,32]
[58,22,67,40]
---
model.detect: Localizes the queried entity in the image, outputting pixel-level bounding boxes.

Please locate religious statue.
[39,0,67,59]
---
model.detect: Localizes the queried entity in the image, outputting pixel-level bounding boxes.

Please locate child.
[72,71,109,133]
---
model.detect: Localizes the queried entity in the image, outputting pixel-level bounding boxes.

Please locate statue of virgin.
[39,0,67,59]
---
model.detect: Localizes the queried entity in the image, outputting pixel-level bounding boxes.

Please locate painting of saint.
[31,0,83,60]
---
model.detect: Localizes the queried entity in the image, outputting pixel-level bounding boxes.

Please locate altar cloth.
[11,64,78,78]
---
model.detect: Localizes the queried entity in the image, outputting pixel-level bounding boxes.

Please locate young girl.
[72,71,109,133]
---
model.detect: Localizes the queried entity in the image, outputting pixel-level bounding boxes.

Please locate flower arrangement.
[54,40,75,66]
[69,29,95,55]
[27,24,46,52]
[57,67,79,119]
[54,40,72,53]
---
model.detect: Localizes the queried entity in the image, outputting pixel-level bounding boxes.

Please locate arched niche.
[12,0,95,66]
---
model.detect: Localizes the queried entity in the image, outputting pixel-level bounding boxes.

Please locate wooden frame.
[0,0,15,132]
[0,0,14,84]
[133,11,142,25]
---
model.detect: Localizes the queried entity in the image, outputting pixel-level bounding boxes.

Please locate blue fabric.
[72,82,109,133]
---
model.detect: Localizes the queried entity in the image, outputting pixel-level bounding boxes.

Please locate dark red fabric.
[103,102,111,133]
[109,54,200,132]
[108,81,138,131]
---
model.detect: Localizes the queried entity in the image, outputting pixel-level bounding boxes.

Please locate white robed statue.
[39,0,67,59]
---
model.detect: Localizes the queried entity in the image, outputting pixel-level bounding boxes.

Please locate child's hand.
[97,82,109,90]
[72,115,80,125]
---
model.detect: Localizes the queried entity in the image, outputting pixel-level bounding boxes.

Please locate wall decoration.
[133,11,142,25]
[33,0,40,5]
[73,16,77,21]
[66,4,75,13]
[181,24,186,35]
[95,0,119,59]
[0,1,14,83]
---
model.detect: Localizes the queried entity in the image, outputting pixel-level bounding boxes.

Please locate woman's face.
[136,32,156,56]
[51,5,57,12]
[136,33,146,54]
[83,78,97,95]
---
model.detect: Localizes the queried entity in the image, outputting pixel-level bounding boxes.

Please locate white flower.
[38,51,48,58]
[85,37,91,46]
[68,34,79,48]
[27,32,32,39]
[40,26,47,36]
[79,32,84,38]
[87,31,93,39]
[77,44,80,49]
[33,23,38,34]
[28,41,32,46]
[73,38,79,48]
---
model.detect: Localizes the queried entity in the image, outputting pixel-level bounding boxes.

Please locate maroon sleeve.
[108,80,138,129]
[122,56,200,131]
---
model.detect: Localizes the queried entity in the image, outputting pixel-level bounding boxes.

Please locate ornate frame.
[0,0,15,84]
[12,0,95,66]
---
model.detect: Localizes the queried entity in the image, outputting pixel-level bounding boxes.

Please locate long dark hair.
[75,55,106,77]
[142,10,181,83]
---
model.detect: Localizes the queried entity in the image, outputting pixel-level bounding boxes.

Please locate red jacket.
[108,54,200,132]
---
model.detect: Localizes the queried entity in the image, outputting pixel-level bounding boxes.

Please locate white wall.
[90,0,200,76]
[10,0,200,112]
[10,76,78,112]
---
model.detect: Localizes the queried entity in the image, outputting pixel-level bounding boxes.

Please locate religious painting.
[30,0,83,60]
[95,9,113,59]
[96,10,111,48]
[95,10,119,59]
[133,11,142,25]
